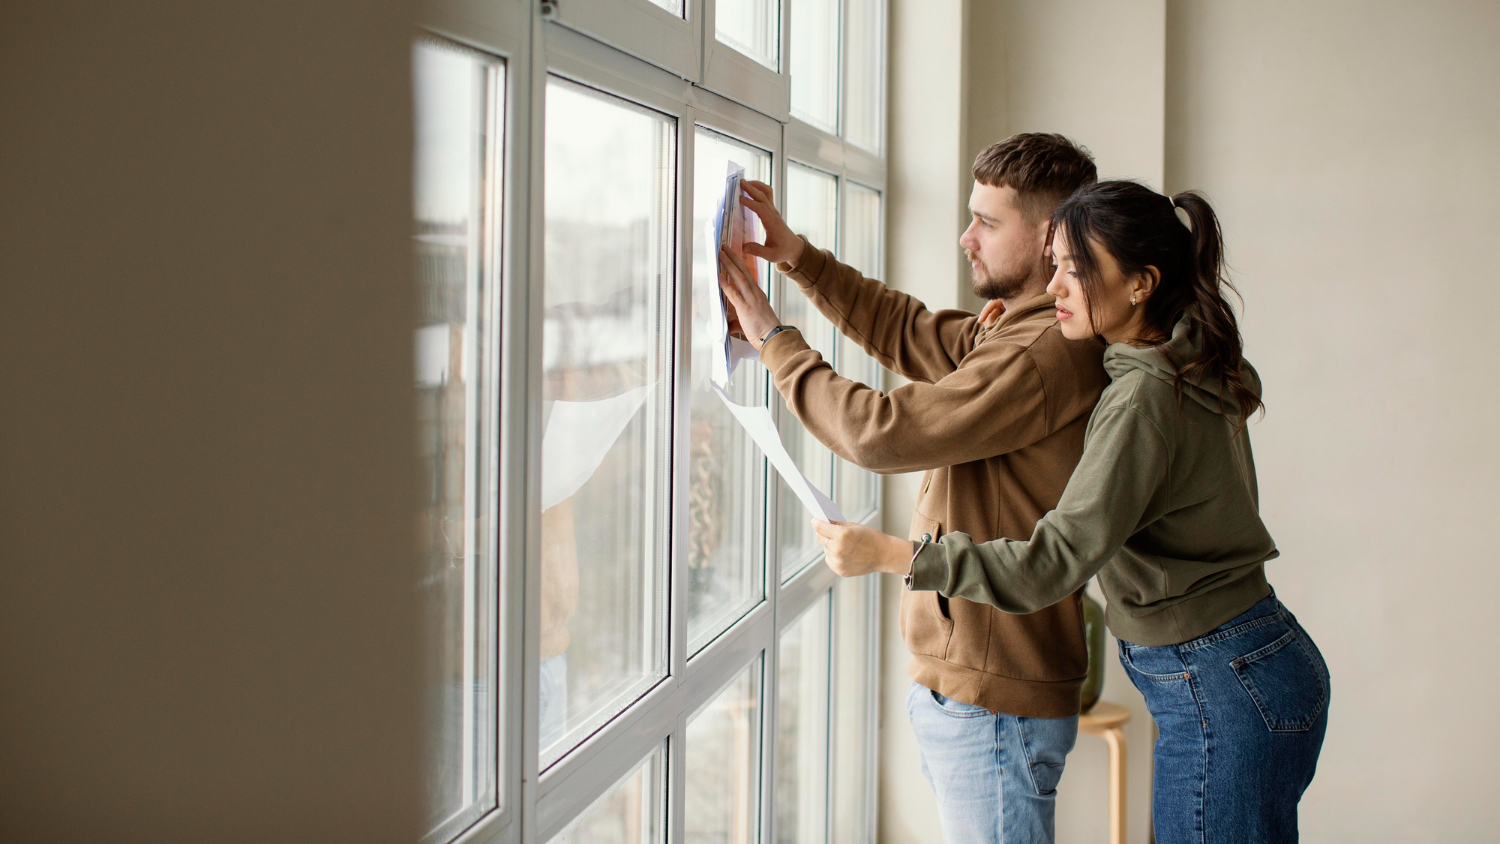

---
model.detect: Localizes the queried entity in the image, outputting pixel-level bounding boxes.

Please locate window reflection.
[541,78,676,769]
[413,37,500,842]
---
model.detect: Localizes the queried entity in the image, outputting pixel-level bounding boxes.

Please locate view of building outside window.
[540,77,676,770]
[778,163,840,579]
[688,129,771,654]
[412,37,500,842]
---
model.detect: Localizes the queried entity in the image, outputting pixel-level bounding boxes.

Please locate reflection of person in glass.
[539,294,657,755]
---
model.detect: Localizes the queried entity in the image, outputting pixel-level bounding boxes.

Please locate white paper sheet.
[708,161,761,388]
[711,383,844,523]
[540,383,653,511]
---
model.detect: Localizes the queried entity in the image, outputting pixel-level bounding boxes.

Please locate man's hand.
[738,180,804,266]
[814,519,914,577]
[978,298,1005,327]
[719,247,781,347]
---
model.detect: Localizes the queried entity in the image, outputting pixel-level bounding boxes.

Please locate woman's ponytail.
[1053,181,1264,427]
[1170,192,1263,425]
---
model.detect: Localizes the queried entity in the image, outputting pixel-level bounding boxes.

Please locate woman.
[815,181,1329,843]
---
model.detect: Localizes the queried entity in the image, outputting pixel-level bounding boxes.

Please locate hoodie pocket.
[900,515,953,658]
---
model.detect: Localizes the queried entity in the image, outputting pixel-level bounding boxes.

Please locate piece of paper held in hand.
[708,160,761,388]
[711,383,844,523]
[540,383,653,511]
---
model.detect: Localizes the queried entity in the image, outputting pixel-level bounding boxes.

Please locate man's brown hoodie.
[758,239,1109,717]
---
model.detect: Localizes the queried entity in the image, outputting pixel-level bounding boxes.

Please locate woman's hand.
[738,180,804,266]
[814,520,914,577]
[719,247,782,347]
[978,298,1005,326]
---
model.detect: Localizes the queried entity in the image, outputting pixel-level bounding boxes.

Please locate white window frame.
[414,2,888,843]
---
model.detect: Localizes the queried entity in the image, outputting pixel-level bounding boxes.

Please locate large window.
[413,1,887,841]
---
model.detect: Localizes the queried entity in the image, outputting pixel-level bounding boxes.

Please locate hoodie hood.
[1103,316,1261,418]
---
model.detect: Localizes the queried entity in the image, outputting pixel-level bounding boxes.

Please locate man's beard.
[969,254,1033,301]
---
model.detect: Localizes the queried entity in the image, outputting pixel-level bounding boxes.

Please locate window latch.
[540,0,561,20]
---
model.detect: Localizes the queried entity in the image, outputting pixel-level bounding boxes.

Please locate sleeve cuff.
[757,326,810,372]
[906,542,949,593]
[775,236,828,288]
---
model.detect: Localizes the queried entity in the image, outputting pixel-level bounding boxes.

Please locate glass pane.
[842,0,883,152]
[717,0,780,71]
[775,595,832,843]
[647,0,685,17]
[686,660,763,844]
[541,78,675,769]
[778,164,839,578]
[790,0,839,132]
[689,129,771,653]
[831,578,876,844]
[413,38,500,841]
[549,745,667,844]
[834,183,881,521]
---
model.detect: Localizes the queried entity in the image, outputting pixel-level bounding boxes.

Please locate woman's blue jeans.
[1119,594,1330,844]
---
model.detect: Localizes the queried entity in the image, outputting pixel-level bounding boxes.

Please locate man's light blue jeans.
[906,681,1079,844]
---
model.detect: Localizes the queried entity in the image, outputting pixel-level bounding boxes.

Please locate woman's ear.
[1134,265,1162,304]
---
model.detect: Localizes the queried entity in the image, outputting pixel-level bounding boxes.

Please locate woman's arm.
[819,405,1173,613]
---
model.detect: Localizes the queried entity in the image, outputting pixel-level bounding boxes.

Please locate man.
[719,133,1106,843]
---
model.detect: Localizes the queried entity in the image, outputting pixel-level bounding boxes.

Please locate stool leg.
[1102,726,1127,844]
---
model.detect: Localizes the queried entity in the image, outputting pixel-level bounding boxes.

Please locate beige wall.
[1165,2,1500,839]
[883,0,1500,841]
[0,3,423,842]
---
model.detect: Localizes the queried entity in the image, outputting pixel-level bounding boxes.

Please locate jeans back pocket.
[1231,629,1328,732]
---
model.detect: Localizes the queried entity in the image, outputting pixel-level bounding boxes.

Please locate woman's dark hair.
[1053,180,1264,423]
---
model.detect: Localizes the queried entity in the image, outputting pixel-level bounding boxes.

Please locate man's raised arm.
[739,180,979,384]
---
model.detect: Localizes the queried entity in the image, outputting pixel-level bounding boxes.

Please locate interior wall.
[1164,1,1500,839]
[0,3,423,842]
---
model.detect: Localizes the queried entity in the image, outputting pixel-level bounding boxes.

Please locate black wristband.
[758,325,794,345]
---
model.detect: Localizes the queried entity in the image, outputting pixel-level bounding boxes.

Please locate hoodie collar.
[1103,316,1262,417]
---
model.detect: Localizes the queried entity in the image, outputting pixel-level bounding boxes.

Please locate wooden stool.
[1079,701,1130,844]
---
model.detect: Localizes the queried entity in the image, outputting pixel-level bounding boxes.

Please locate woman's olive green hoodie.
[907,317,1276,646]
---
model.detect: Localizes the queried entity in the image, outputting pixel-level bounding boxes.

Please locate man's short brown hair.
[972,133,1097,223]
